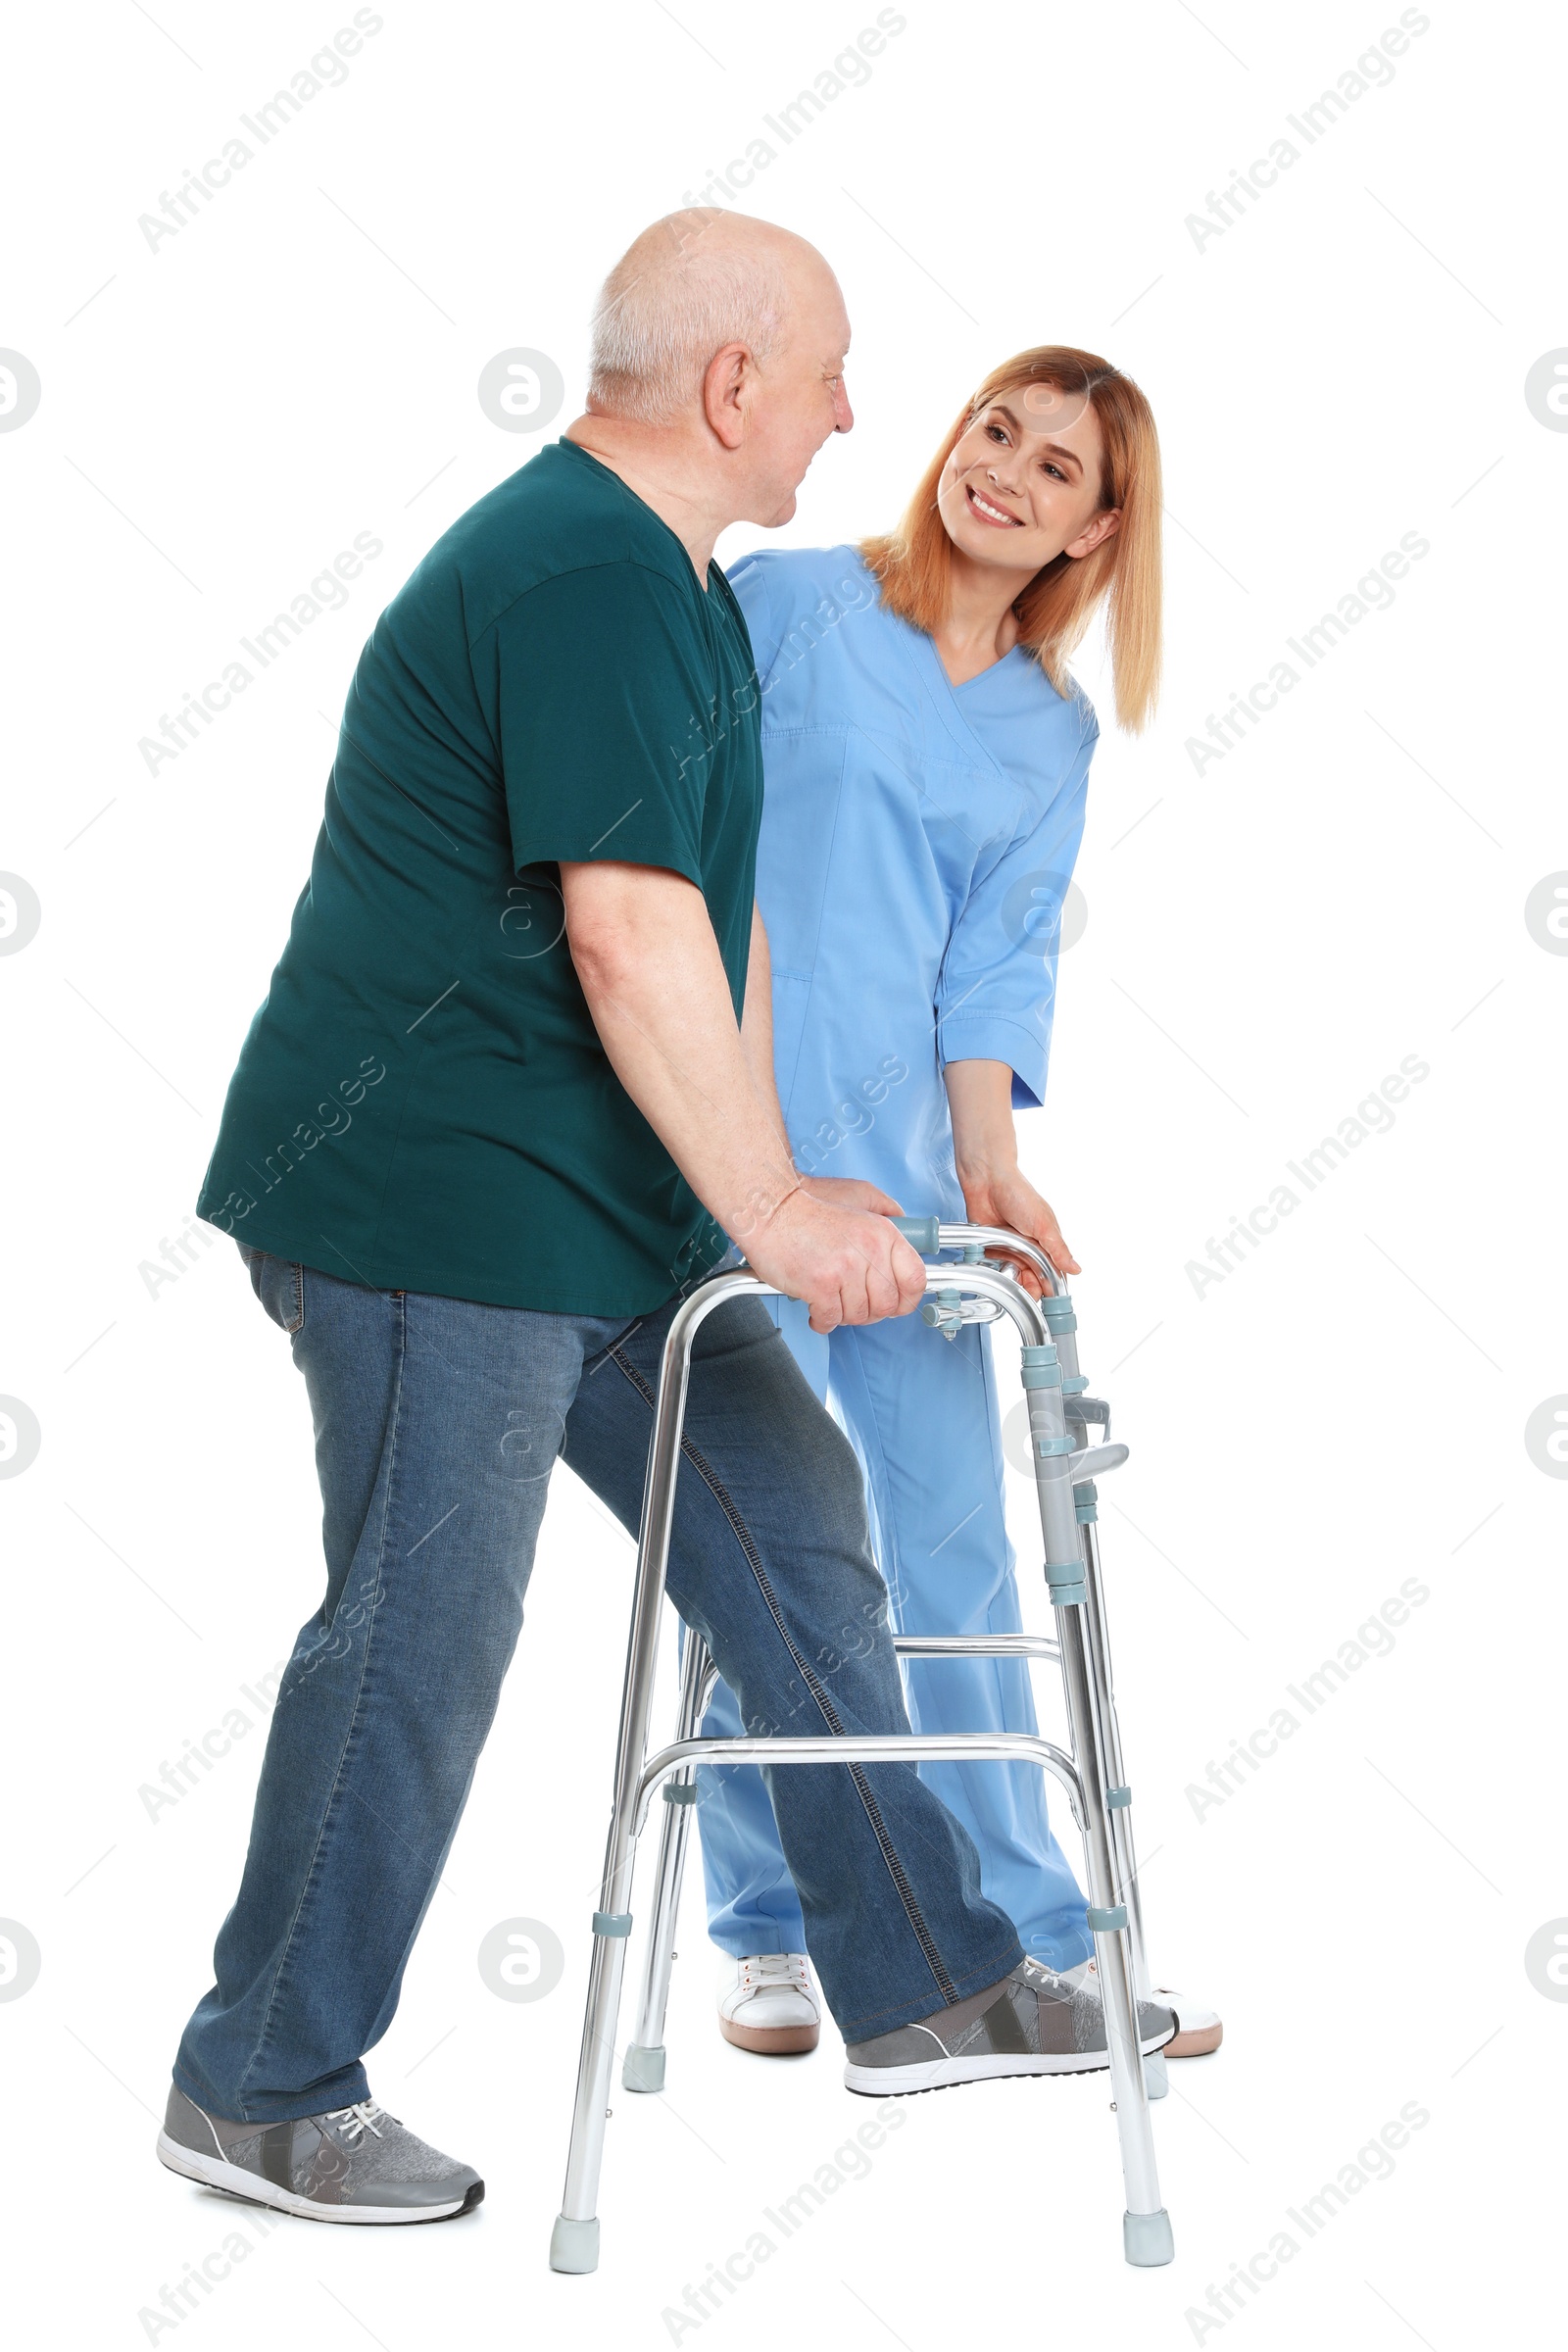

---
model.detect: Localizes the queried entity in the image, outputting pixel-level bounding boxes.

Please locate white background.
[2,2,1564,2346]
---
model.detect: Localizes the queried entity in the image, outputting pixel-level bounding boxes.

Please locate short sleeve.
[724,551,784,690]
[935,711,1097,1109]
[488,564,713,883]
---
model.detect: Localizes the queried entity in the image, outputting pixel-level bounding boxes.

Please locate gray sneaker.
[844,1957,1175,2095]
[157,2084,483,2224]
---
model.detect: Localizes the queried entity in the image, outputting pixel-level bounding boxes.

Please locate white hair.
[587,211,790,424]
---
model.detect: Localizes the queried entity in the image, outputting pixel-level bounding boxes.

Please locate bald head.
[587,210,832,425]
[569,211,853,557]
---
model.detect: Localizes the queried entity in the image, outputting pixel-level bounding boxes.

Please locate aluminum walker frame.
[550,1220,1174,2275]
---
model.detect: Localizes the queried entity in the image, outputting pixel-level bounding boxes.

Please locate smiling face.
[936,380,1121,584]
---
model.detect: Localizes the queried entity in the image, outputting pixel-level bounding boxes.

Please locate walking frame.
[550,1220,1176,2275]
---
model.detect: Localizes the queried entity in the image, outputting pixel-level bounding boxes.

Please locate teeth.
[970,489,1015,523]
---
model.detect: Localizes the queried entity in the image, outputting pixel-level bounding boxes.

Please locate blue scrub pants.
[696,1298,1093,1973]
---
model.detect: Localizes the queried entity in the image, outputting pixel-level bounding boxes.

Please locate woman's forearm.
[944,1057,1020,1193]
[943,1055,1079,1280]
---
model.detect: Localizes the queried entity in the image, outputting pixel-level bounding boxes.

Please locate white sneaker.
[716,1952,821,2055]
[1083,1958,1223,2056]
[1158,1987,1223,2056]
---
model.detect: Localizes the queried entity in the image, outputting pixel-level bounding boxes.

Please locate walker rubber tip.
[550,2214,601,2274]
[1123,2207,1175,2268]
[622,2043,666,2093]
[1144,2049,1170,2101]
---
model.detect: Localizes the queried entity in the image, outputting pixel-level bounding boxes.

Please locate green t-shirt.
[197,439,763,1314]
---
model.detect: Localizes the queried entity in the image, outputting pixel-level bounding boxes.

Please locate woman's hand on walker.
[960,1169,1080,1298]
[943,1060,1077,1295]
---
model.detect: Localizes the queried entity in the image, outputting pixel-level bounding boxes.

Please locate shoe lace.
[323,2098,389,2146]
[740,1953,810,1992]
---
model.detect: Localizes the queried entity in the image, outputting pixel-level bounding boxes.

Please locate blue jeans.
[173,1249,1024,2123]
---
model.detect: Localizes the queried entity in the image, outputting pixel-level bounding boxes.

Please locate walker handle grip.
[890,1214,942,1254]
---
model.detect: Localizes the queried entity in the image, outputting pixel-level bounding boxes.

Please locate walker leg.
[622,1632,712,2092]
[1021,1339,1172,2266]
[553,1309,705,2272]
[1060,1599,1173,2264]
[1076,1501,1165,2097]
[551,1844,637,2269]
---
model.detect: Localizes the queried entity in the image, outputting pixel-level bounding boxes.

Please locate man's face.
[742,259,853,525]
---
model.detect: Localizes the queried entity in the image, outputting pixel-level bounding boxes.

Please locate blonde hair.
[860,347,1163,732]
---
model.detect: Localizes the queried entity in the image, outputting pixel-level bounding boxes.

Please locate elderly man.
[157,211,1173,2227]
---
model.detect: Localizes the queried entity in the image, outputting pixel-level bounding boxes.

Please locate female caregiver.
[703,345,1221,2064]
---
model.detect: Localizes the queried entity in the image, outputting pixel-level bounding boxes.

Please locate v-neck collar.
[905,618,1024,777]
[941,644,1027,697]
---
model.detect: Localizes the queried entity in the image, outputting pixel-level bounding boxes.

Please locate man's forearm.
[563,860,799,1242]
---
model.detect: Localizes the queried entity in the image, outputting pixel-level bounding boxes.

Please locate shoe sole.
[719,2014,821,2056]
[843,2022,1175,2097]
[156,2132,483,2225]
[1094,1968,1224,2060]
[1165,2021,1223,2057]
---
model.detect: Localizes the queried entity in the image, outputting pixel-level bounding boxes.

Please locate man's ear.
[1064,509,1121,561]
[703,341,753,450]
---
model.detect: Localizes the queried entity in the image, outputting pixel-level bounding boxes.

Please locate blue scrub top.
[728,545,1098,1218]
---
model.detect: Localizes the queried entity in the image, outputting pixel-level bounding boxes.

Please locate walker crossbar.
[551,1238,1175,2280]
[894,1632,1061,1661]
[632,1730,1088,1838]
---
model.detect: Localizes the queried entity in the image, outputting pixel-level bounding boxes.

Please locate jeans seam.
[608,1343,958,2007]
[234,1286,406,2113]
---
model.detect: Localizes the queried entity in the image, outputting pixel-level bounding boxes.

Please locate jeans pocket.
[237,1244,305,1333]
